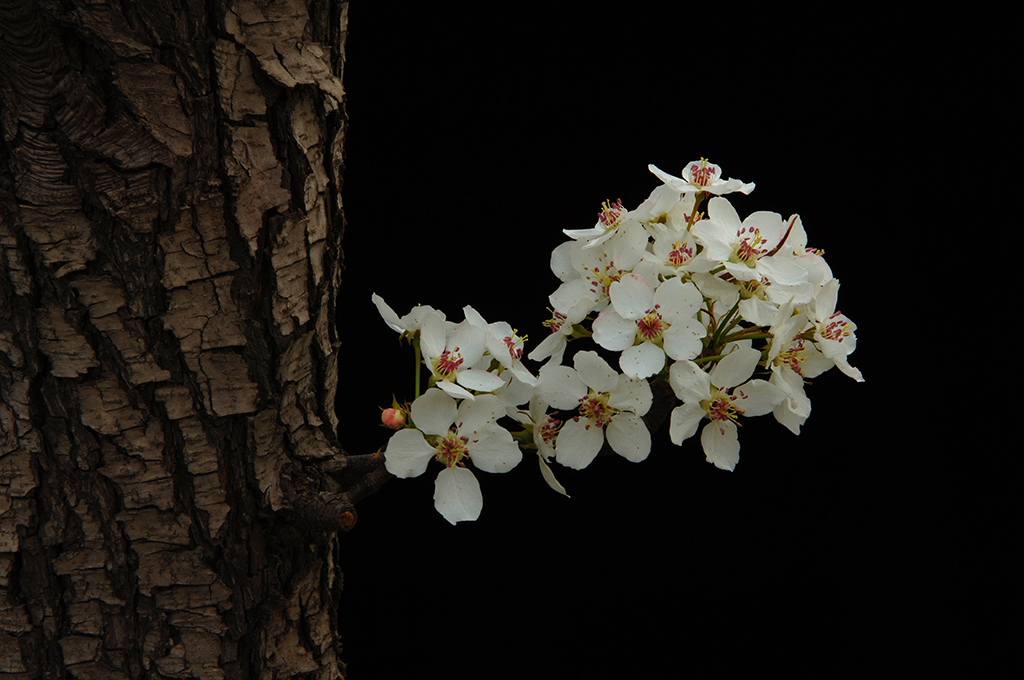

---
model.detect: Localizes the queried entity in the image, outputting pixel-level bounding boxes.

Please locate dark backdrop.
[333,5,954,677]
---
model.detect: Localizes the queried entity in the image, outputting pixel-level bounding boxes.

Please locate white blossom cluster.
[373,159,863,524]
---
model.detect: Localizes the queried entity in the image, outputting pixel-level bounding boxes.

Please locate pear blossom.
[419,313,507,399]
[691,197,808,288]
[463,305,537,386]
[508,397,570,497]
[384,388,522,524]
[537,351,652,470]
[592,274,706,380]
[548,220,652,318]
[668,347,784,471]
[632,184,695,232]
[564,198,643,250]
[649,159,755,196]
[371,293,444,336]
[643,228,715,279]
[808,279,863,382]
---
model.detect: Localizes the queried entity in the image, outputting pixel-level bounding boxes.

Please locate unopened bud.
[381,407,406,429]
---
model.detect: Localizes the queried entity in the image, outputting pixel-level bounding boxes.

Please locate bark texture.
[0,1,361,677]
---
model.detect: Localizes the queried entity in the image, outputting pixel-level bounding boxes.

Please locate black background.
[332,5,975,678]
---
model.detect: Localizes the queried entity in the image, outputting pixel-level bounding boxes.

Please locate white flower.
[808,279,863,382]
[668,347,784,471]
[419,314,507,399]
[643,228,716,279]
[371,293,445,336]
[632,184,695,232]
[649,159,755,196]
[537,351,652,470]
[548,220,651,318]
[592,274,706,380]
[384,389,522,524]
[463,305,537,386]
[691,197,808,287]
[509,397,570,497]
[564,198,643,250]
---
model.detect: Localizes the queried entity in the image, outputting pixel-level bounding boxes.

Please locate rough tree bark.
[0,1,380,677]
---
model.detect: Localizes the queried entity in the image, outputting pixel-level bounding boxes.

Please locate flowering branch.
[370,158,863,524]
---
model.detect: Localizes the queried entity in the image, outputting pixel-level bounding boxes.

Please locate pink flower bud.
[381,407,406,429]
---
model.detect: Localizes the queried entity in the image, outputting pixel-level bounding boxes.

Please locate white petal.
[733,379,785,417]
[662,320,705,361]
[434,467,483,524]
[619,342,665,381]
[371,293,404,333]
[467,427,522,473]
[410,388,456,436]
[609,375,653,415]
[384,429,436,478]
[605,412,651,463]
[436,379,476,401]
[573,351,618,393]
[709,347,761,389]
[554,418,604,470]
[669,403,704,445]
[669,360,712,403]
[527,331,567,365]
[655,277,703,320]
[448,324,487,366]
[592,311,637,352]
[609,274,655,320]
[538,455,570,497]
[457,368,508,393]
[537,365,587,410]
[456,394,504,435]
[701,421,740,471]
[757,254,809,287]
[419,312,447,359]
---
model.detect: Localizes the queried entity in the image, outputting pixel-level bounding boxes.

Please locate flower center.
[636,307,667,342]
[737,278,767,300]
[821,313,853,342]
[733,227,769,266]
[433,429,469,468]
[774,337,807,375]
[543,311,567,333]
[703,386,747,433]
[433,348,464,377]
[586,258,625,301]
[598,199,626,229]
[668,239,694,267]
[578,390,618,429]
[688,158,718,187]
[503,331,526,360]
[538,413,561,446]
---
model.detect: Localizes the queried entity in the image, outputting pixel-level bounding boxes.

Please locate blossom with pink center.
[419,314,507,399]
[648,159,755,196]
[808,279,863,382]
[692,197,808,288]
[537,351,652,470]
[668,347,784,471]
[563,198,643,250]
[643,229,715,279]
[463,305,537,387]
[384,388,522,524]
[764,303,830,435]
[592,274,706,380]
[507,397,570,497]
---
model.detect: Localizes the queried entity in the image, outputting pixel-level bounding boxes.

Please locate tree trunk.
[0,1,367,677]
